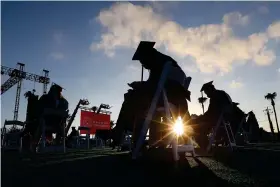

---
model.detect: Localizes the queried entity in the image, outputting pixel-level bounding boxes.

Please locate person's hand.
[128,81,142,88]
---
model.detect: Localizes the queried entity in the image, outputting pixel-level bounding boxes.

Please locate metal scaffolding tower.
[1,62,50,121]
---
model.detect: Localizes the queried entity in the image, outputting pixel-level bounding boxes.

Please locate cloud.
[50,52,64,60]
[222,12,250,26]
[267,22,280,39]
[230,80,244,89]
[91,2,280,74]
[182,65,199,73]
[278,68,280,73]
[258,6,269,14]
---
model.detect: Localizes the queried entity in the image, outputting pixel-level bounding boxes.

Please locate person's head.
[48,83,63,98]
[132,41,157,70]
[72,127,76,131]
[201,81,216,98]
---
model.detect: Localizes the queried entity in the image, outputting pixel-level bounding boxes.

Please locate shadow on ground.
[2,149,241,187]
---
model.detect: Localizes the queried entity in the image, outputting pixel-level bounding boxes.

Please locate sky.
[1,1,280,132]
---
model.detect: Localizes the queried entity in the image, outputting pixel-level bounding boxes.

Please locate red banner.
[80,110,111,134]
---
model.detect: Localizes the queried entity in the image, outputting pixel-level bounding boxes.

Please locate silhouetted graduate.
[245,111,260,142]
[68,127,79,138]
[230,102,246,135]
[190,81,233,149]
[113,41,191,148]
[31,83,69,150]
[66,127,79,147]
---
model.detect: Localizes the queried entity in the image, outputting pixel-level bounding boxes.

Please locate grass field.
[2,147,280,187]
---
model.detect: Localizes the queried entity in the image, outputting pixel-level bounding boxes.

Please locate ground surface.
[2,146,280,187]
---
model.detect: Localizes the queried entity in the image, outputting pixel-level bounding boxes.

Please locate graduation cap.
[200,81,214,92]
[132,41,156,61]
[50,82,65,92]
[233,102,240,106]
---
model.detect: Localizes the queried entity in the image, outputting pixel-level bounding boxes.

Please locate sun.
[173,116,184,136]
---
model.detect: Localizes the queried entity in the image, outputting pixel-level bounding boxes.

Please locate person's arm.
[199,99,214,121]
[191,98,218,124]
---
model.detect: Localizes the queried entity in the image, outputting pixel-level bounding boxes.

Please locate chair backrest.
[165,62,192,91]
[42,108,69,117]
[4,120,25,127]
[78,126,90,131]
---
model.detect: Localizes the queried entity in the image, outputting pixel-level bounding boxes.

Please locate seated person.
[113,41,191,149]
[189,81,233,150]
[68,127,79,138]
[32,83,68,150]
[244,111,260,142]
[230,102,246,136]
[66,127,79,147]
[22,92,40,142]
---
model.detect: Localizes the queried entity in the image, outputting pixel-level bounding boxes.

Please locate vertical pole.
[201,92,205,114]
[141,65,144,82]
[63,121,66,153]
[13,63,25,122]
[43,69,49,94]
[265,107,275,141]
[272,104,279,136]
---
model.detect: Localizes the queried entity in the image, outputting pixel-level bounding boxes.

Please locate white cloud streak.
[90,2,280,74]
[222,12,250,26]
[230,80,244,89]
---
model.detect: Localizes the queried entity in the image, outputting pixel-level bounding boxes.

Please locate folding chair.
[120,132,132,151]
[235,114,249,144]
[131,61,192,161]
[95,136,104,148]
[1,120,25,152]
[78,126,90,149]
[207,107,237,152]
[38,108,68,153]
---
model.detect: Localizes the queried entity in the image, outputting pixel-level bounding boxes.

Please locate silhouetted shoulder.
[215,89,232,104]
[155,50,180,68]
[38,94,48,101]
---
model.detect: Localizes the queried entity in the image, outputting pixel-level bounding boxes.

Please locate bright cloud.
[230,80,244,89]
[222,12,250,26]
[267,22,280,39]
[50,52,64,60]
[91,2,280,74]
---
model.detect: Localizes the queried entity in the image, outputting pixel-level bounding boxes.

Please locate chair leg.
[162,91,179,161]
[42,121,46,150]
[63,127,66,153]
[228,123,236,144]
[131,62,171,159]
[224,122,233,151]
[207,117,223,152]
[19,137,23,153]
[87,132,90,149]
